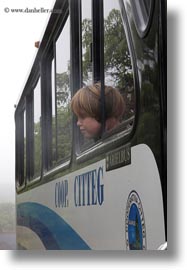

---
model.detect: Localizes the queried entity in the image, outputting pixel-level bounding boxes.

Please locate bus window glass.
[81,0,93,86]
[51,58,57,163]
[55,17,72,163]
[33,78,42,178]
[16,109,26,187]
[103,0,135,130]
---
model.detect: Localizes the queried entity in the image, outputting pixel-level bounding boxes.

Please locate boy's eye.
[77,116,84,122]
[78,114,87,120]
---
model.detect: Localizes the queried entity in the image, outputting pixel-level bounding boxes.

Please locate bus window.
[51,58,57,163]
[53,16,72,164]
[76,0,135,152]
[81,0,93,86]
[103,0,135,132]
[33,78,42,178]
[16,109,26,188]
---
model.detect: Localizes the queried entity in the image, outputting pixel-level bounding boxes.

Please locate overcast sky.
[0,0,54,203]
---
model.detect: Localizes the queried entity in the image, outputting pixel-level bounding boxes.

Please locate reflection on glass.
[51,58,57,162]
[55,17,72,163]
[81,0,93,85]
[129,0,153,34]
[34,78,41,178]
[103,0,135,124]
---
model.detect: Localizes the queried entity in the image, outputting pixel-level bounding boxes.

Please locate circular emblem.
[125,191,146,250]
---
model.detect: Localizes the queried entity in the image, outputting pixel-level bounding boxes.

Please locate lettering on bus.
[74,167,104,207]
[55,180,69,208]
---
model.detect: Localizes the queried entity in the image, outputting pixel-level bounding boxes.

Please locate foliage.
[82,18,92,84]
[56,71,70,107]
[51,71,72,164]
[55,105,72,162]
[81,8,135,124]
[82,9,133,88]
[103,9,133,88]
[34,121,41,177]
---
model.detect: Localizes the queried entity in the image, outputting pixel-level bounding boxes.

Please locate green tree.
[104,9,132,88]
[34,120,41,177]
[82,18,92,83]
[81,9,133,88]
[56,71,70,106]
[56,105,72,161]
[51,70,72,163]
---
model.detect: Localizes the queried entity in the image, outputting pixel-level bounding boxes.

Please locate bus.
[15,0,167,250]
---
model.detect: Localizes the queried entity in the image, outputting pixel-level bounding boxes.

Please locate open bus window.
[103,0,135,134]
[77,0,135,152]
[52,16,72,166]
[77,0,94,151]
[33,78,42,178]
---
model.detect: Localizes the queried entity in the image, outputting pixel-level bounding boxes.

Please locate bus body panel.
[17,144,165,250]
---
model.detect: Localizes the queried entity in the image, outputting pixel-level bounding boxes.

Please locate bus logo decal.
[125,191,146,250]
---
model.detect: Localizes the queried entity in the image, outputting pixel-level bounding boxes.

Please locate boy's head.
[71,83,125,139]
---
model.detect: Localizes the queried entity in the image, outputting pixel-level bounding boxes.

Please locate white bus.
[15,0,167,250]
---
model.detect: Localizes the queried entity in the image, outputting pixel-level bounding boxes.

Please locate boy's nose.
[77,119,82,126]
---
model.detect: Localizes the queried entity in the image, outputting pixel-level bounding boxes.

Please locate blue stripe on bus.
[17,202,91,250]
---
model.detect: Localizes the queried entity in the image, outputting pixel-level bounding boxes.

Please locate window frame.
[76,0,105,154]
[39,11,73,176]
[15,104,26,190]
[40,49,54,172]
[53,12,72,166]
[22,74,42,187]
[74,0,138,162]
[15,0,72,190]
[36,2,72,181]
[31,76,42,181]
[16,71,42,190]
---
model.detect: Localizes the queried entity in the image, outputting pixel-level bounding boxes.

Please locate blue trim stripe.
[17,202,90,250]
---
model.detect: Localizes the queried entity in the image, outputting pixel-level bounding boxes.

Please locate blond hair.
[71,83,125,122]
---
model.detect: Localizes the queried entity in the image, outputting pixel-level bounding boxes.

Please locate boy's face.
[76,115,101,139]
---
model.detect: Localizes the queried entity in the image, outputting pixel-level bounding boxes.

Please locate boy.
[71,83,125,139]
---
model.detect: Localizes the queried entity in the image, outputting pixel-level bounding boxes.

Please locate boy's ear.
[105,117,119,131]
